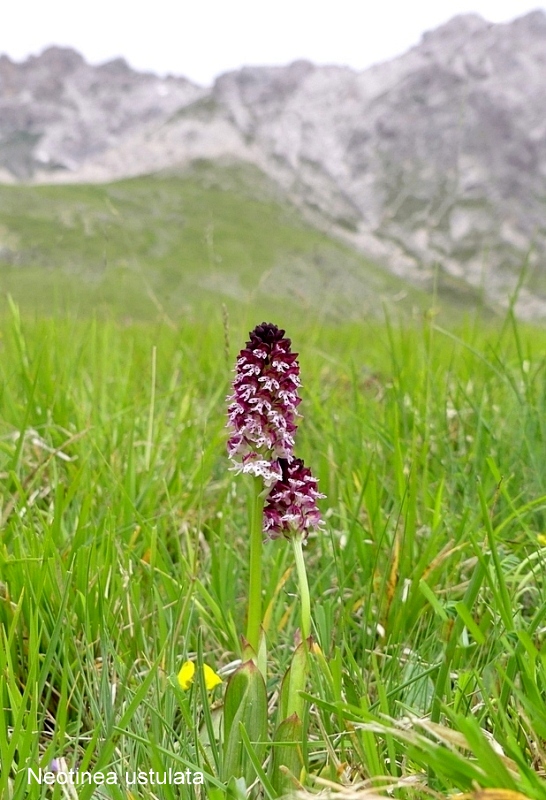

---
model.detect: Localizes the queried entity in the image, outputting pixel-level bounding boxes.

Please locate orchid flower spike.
[227,322,301,485]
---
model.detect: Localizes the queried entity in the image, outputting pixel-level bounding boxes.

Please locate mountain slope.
[1,164,455,321]
[2,12,546,317]
[0,46,203,179]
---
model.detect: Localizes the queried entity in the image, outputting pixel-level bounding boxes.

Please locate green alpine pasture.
[1,169,546,799]
[0,163,485,323]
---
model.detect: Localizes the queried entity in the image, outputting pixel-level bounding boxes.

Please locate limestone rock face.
[3,12,546,316]
[0,46,203,178]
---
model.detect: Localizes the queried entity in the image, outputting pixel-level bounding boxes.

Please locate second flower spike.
[264,457,325,540]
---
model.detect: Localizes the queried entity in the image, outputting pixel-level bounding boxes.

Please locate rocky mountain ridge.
[0,46,204,179]
[2,11,546,317]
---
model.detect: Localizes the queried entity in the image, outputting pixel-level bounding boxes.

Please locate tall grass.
[2,303,546,798]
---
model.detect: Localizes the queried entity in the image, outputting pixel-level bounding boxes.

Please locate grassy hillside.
[0,162,484,323]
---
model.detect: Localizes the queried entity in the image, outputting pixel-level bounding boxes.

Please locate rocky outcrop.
[0,46,203,178]
[3,12,546,316]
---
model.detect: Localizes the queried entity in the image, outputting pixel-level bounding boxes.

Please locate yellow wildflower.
[203,663,223,689]
[177,660,222,691]
[178,660,195,690]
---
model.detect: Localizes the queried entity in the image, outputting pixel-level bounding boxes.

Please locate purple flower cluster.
[227,323,301,484]
[263,458,325,540]
[227,322,324,539]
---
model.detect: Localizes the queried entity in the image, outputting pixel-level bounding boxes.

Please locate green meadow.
[0,163,485,322]
[1,169,546,799]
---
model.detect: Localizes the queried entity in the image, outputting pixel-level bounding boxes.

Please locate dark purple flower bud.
[227,323,301,482]
[263,458,325,540]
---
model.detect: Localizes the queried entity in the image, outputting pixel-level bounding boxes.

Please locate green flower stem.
[246,477,265,655]
[291,534,311,641]
[283,534,312,720]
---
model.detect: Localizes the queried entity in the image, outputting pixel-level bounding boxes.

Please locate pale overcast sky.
[2,1,544,86]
